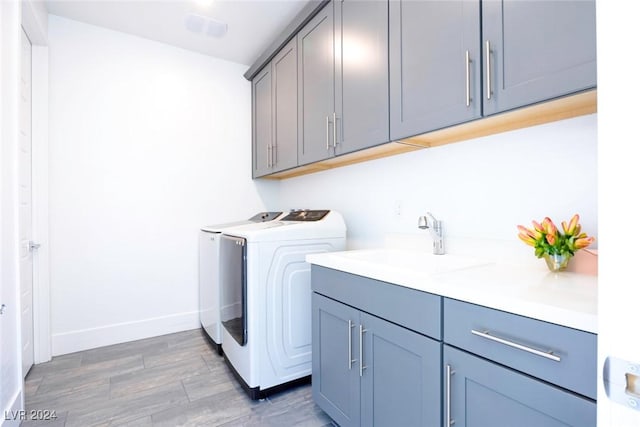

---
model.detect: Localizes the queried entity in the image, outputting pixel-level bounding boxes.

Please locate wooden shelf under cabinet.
[260,89,597,180]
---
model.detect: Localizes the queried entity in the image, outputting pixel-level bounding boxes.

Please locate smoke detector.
[184,13,227,38]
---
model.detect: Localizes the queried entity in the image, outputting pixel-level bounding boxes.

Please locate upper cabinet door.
[252,66,272,178]
[389,0,481,141]
[482,0,596,116]
[335,0,389,156]
[297,2,335,166]
[271,38,298,172]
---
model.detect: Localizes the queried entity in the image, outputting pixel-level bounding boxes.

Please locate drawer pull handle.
[471,329,561,362]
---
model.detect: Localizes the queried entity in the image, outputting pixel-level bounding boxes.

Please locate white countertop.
[306,248,597,334]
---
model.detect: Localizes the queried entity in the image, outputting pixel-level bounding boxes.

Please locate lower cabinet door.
[312,294,360,427]
[444,346,596,427]
[360,313,441,427]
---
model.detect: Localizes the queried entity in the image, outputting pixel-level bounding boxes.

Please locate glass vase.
[543,253,571,272]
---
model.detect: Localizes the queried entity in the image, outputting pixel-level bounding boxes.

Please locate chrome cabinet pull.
[267,145,272,167]
[273,143,277,166]
[445,364,455,426]
[332,112,338,148]
[359,324,367,377]
[465,50,471,107]
[485,40,492,100]
[0,304,6,315]
[325,116,330,150]
[471,329,561,362]
[348,320,356,370]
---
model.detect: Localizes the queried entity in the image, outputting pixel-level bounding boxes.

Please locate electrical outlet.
[394,200,402,216]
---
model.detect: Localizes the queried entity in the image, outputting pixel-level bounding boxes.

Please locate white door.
[597,1,640,425]
[19,26,34,377]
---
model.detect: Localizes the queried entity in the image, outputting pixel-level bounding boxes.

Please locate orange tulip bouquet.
[517,214,595,271]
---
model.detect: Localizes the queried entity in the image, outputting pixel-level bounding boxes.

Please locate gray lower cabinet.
[312,293,360,427]
[252,38,298,178]
[483,0,597,115]
[443,297,596,427]
[389,0,481,141]
[310,267,597,426]
[444,346,596,427]
[312,293,441,427]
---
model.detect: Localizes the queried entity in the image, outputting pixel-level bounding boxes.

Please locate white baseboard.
[51,311,200,356]
[1,389,23,427]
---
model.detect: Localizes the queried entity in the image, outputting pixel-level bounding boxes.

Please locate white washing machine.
[198,211,282,353]
[220,210,346,399]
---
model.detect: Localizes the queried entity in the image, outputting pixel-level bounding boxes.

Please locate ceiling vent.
[185,13,227,38]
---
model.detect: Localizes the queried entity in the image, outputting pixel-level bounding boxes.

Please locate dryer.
[220,210,346,398]
[198,211,282,353]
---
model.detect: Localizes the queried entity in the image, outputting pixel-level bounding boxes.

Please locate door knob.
[29,241,41,251]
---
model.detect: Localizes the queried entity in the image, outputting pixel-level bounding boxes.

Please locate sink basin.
[337,249,493,275]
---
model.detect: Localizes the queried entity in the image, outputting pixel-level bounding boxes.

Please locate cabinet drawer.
[444,298,596,399]
[311,266,441,339]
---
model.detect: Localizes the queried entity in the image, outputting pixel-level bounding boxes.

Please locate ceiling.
[44,0,311,66]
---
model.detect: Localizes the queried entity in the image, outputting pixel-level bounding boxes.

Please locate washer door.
[220,234,247,346]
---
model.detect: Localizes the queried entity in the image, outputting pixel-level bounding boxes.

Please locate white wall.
[48,15,277,355]
[278,114,597,252]
[45,12,597,357]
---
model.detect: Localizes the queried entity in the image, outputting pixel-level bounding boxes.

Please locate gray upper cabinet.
[389,0,481,141]
[252,39,298,178]
[297,2,335,165]
[271,39,298,172]
[334,0,389,155]
[252,66,272,178]
[482,0,597,115]
[251,0,597,177]
[298,0,390,165]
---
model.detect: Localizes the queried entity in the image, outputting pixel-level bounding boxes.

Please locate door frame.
[21,0,51,364]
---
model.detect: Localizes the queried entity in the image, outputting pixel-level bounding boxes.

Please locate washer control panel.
[281,210,330,222]
[249,212,283,222]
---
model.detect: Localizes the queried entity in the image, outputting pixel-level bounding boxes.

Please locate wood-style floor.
[23,328,334,426]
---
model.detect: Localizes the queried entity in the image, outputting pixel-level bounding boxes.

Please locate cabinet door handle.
[471,329,561,362]
[325,116,330,150]
[359,324,367,377]
[348,319,356,370]
[273,142,277,166]
[465,50,472,107]
[333,112,338,148]
[267,145,272,167]
[485,40,492,100]
[445,364,455,426]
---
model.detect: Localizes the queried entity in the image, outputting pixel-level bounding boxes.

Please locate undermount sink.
[336,249,493,275]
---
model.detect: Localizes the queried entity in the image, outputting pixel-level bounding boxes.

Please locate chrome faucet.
[418,212,445,255]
